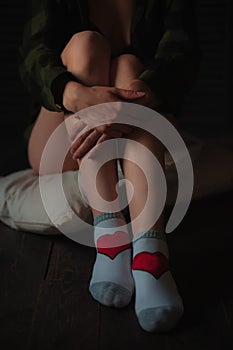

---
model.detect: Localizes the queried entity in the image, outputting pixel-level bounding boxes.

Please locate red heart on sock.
[97,231,131,259]
[132,251,169,279]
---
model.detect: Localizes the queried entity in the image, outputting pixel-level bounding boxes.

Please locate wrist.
[126,80,161,109]
[51,72,80,112]
[63,81,88,112]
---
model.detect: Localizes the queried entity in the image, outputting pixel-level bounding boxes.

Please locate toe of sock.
[138,306,184,333]
[89,282,132,308]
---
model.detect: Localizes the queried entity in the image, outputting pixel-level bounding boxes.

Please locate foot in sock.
[89,212,134,307]
[132,230,184,332]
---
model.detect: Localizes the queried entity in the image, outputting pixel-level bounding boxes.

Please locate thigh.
[28,107,79,174]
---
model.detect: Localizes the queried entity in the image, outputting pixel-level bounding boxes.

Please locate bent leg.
[27,33,132,307]
[122,129,165,234]
[62,32,119,217]
[111,54,183,332]
[110,54,165,233]
[28,31,112,174]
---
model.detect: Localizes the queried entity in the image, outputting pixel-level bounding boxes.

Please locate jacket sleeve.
[138,0,200,113]
[18,0,78,111]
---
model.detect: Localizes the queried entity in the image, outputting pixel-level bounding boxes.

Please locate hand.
[65,82,146,159]
[63,81,146,113]
[70,117,133,160]
[68,107,134,159]
[65,82,147,159]
[69,113,132,142]
[124,79,160,110]
[70,128,110,160]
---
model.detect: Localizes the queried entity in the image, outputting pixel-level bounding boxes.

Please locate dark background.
[0,0,233,141]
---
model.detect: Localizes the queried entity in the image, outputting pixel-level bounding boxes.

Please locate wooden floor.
[0,137,233,349]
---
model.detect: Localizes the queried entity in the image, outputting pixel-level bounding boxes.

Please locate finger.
[114,88,146,100]
[70,125,90,149]
[72,129,101,159]
[88,134,110,159]
[69,120,87,142]
[103,129,123,138]
[95,125,110,134]
[96,133,110,144]
[70,128,93,154]
[72,129,100,154]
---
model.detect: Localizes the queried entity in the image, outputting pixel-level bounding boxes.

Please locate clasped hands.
[67,79,159,161]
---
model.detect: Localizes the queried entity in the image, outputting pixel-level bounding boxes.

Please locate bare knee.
[114,54,143,69]
[61,31,111,80]
[111,54,144,87]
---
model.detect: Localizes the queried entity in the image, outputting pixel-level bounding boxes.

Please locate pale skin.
[28,0,172,234]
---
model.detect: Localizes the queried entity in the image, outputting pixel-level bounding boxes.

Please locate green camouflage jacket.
[19,0,199,121]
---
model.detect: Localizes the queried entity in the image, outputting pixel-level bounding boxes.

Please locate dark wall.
[0,0,232,139]
[181,0,233,128]
[0,1,30,138]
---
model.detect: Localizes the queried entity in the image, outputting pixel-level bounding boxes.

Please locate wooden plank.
[29,281,100,350]
[28,236,100,350]
[0,226,52,348]
[45,235,96,282]
[167,192,233,349]
[99,264,232,349]
[99,192,233,349]
[99,303,171,350]
[0,223,23,276]
[99,302,230,350]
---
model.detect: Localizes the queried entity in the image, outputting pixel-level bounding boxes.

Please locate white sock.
[89,212,134,307]
[132,230,184,332]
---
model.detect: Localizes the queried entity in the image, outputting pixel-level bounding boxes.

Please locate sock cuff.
[133,230,166,245]
[94,212,125,227]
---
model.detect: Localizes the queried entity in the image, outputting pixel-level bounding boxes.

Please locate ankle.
[93,211,125,227]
